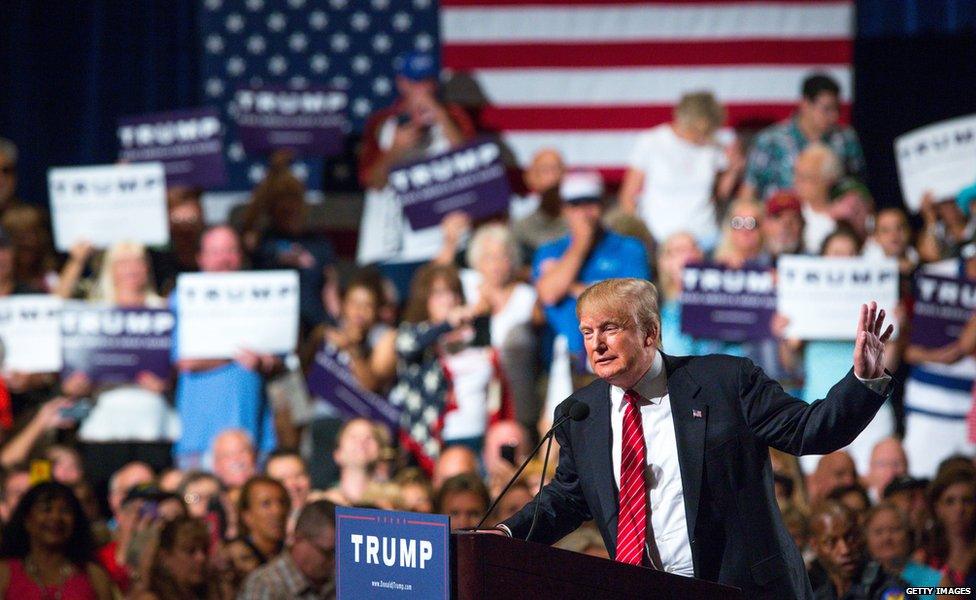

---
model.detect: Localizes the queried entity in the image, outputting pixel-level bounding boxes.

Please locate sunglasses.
[730,216,758,231]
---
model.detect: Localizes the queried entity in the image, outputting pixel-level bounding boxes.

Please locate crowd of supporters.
[0,57,973,599]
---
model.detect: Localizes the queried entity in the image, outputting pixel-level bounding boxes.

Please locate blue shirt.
[533,230,650,355]
[170,295,276,461]
[901,561,941,600]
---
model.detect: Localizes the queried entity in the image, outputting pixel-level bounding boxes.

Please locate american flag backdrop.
[199,0,440,191]
[200,0,853,191]
[441,0,854,182]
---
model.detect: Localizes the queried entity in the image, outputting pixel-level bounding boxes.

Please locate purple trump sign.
[390,138,512,230]
[61,304,174,384]
[306,344,401,435]
[118,107,227,188]
[233,86,348,156]
[679,262,776,341]
[911,272,975,347]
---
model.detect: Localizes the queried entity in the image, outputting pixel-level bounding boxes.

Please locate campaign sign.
[391,138,512,230]
[118,107,228,188]
[777,255,899,340]
[336,507,449,600]
[679,262,776,341]
[0,296,63,373]
[306,343,402,435]
[910,273,975,347]
[48,163,169,251]
[233,86,348,156]
[895,114,976,211]
[175,270,299,359]
[61,303,173,384]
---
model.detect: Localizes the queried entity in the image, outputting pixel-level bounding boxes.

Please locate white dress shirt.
[610,351,694,576]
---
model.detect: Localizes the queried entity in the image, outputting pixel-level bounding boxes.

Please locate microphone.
[474,398,589,531]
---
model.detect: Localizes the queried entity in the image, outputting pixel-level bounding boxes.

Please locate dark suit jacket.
[502,353,889,600]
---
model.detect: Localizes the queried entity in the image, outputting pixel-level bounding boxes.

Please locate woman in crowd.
[864,502,941,596]
[619,91,743,252]
[461,224,540,437]
[435,473,490,531]
[302,274,397,394]
[0,481,114,599]
[58,241,180,488]
[712,197,768,268]
[133,516,227,600]
[1,205,58,292]
[389,264,512,470]
[921,467,976,586]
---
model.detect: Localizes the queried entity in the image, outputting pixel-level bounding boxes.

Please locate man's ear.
[644,326,658,348]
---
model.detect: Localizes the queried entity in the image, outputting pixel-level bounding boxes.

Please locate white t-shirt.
[628,124,726,245]
[460,270,537,349]
[801,204,838,254]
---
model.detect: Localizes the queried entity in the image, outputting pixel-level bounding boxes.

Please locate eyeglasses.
[730,216,758,231]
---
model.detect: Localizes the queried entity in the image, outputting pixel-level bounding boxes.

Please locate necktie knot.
[624,389,641,407]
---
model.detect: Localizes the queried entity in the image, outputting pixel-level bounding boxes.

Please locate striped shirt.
[238,553,335,600]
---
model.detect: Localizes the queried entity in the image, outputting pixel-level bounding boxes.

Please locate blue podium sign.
[336,507,450,600]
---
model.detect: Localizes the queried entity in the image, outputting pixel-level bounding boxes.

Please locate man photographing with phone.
[493,278,893,599]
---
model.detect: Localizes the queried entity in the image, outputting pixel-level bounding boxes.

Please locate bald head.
[212,429,257,489]
[524,148,565,195]
[809,452,857,503]
[866,437,908,496]
[482,420,529,476]
[433,446,479,490]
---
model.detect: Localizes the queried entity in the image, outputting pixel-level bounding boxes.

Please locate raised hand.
[853,301,894,379]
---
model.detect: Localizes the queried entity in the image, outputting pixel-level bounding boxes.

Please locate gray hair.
[466,223,519,275]
[0,138,17,164]
[799,142,842,183]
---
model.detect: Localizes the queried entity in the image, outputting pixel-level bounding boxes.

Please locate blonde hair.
[656,231,700,301]
[91,240,159,304]
[576,278,661,345]
[674,91,725,133]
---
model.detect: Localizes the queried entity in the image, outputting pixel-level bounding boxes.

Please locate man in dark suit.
[497,278,893,599]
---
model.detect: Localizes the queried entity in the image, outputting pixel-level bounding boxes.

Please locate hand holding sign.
[853,301,894,379]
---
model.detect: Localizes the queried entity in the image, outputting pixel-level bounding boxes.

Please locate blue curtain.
[0,1,199,206]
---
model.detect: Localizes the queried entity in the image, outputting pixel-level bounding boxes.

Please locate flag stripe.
[466,65,851,106]
[444,39,852,69]
[479,103,852,130]
[441,3,853,42]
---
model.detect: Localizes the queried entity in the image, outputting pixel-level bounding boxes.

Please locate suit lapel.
[577,380,617,542]
[663,353,706,541]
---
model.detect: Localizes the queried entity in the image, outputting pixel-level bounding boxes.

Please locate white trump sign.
[0,295,63,373]
[895,114,976,212]
[776,255,899,340]
[48,162,169,251]
[175,270,299,359]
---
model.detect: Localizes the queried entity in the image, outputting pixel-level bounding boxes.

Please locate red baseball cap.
[766,191,802,218]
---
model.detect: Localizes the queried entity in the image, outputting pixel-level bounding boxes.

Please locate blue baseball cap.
[394,51,437,81]
[957,181,976,218]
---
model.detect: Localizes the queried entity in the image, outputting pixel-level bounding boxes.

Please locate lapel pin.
[692,409,703,418]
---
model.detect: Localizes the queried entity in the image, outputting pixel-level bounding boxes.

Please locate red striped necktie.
[616,389,647,565]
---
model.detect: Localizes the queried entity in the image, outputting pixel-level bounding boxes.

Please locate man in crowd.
[807,502,908,599]
[212,429,257,493]
[238,475,291,565]
[763,190,806,258]
[534,172,650,367]
[741,73,865,200]
[808,452,858,505]
[432,445,480,491]
[322,418,383,506]
[266,449,312,530]
[356,50,477,268]
[173,225,278,469]
[239,500,337,599]
[511,148,567,264]
[107,461,155,527]
[862,437,908,503]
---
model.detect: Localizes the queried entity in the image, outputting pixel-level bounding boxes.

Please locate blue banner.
[336,507,449,600]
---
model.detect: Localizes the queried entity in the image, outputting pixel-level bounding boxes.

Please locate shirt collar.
[613,350,666,406]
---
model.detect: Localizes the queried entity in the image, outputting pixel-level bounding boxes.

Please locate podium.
[452,532,743,600]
